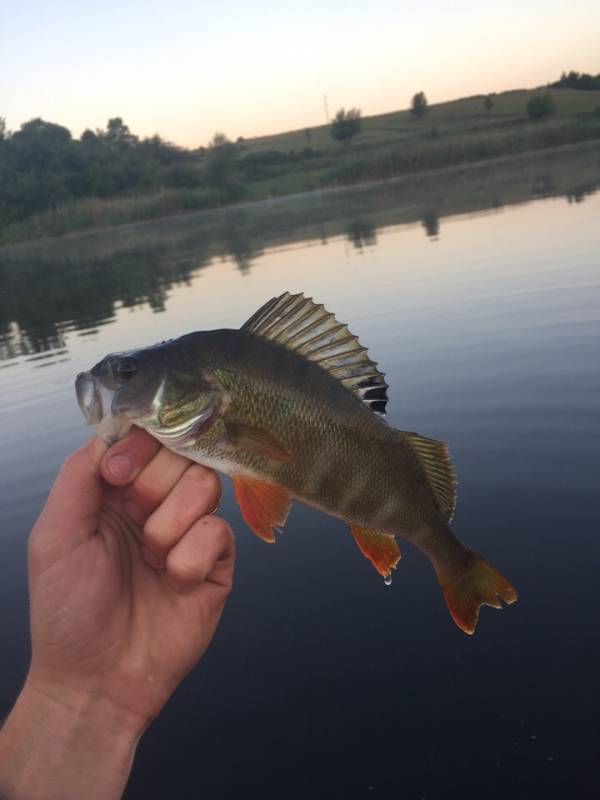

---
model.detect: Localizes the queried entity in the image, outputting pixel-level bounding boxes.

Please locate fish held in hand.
[75,292,517,634]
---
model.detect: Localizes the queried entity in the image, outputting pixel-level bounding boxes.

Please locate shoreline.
[2,137,600,250]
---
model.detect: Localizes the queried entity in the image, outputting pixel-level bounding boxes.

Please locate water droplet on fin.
[384,573,392,586]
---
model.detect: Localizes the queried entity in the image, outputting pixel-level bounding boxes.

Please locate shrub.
[410,92,428,119]
[526,93,556,121]
[331,108,362,143]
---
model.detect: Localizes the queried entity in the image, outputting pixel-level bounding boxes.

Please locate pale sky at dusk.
[1,0,599,148]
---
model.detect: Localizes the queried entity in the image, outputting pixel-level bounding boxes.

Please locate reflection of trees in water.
[0,238,211,360]
[421,210,440,240]
[1,145,599,361]
[0,213,263,360]
[345,219,378,251]
[0,321,65,362]
[531,175,557,197]
[566,184,598,204]
[220,210,264,274]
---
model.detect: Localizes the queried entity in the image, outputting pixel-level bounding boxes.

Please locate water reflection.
[420,209,440,240]
[566,183,599,204]
[219,209,265,273]
[1,142,599,362]
[345,219,377,251]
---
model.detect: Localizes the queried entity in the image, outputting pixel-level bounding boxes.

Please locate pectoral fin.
[232,475,291,543]
[349,524,401,579]
[226,421,292,462]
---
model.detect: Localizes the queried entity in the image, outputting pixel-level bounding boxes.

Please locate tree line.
[550,71,600,91]
[0,117,187,227]
[0,118,327,231]
[1,70,594,233]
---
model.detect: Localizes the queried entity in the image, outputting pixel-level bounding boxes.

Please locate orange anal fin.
[349,524,401,578]
[232,476,291,544]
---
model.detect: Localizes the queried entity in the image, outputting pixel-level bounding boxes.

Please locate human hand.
[0,428,234,800]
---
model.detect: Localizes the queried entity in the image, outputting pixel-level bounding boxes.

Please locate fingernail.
[106,453,133,482]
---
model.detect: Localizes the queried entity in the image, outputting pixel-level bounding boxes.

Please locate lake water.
[1,145,599,798]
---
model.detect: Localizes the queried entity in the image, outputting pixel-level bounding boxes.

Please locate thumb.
[30,436,108,562]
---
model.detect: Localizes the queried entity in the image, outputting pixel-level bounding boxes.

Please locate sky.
[1,0,599,148]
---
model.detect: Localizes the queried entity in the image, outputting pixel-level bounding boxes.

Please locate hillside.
[2,86,600,244]
[237,88,600,152]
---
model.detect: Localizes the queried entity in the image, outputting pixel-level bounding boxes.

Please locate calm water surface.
[1,151,599,798]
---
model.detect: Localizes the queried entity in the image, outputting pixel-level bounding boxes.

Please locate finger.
[166,516,235,596]
[30,436,107,556]
[143,465,221,560]
[101,426,161,486]
[123,446,191,522]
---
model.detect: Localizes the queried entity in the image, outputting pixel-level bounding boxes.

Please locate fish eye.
[113,356,139,381]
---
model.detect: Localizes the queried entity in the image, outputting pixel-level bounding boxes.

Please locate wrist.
[0,676,146,800]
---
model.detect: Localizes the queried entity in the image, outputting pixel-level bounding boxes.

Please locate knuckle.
[211,517,234,547]
[167,552,201,591]
[184,464,220,498]
[173,558,197,584]
[143,518,166,551]
[132,479,164,512]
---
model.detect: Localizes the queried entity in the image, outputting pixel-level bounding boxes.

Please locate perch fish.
[76,292,517,633]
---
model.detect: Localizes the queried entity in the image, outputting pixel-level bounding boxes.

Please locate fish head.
[76,339,222,446]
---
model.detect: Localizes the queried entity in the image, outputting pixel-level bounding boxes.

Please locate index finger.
[30,435,107,555]
[101,426,161,486]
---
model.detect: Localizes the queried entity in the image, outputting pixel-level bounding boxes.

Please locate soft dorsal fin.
[402,432,457,521]
[242,292,389,417]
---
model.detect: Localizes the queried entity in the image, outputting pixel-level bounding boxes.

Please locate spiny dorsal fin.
[403,432,457,521]
[242,292,389,417]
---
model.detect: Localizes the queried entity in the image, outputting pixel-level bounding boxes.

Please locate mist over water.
[1,148,599,798]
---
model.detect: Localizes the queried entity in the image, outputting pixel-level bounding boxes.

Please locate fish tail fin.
[437,550,517,635]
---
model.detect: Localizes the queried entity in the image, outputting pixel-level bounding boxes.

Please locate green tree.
[0,115,185,232]
[105,117,138,147]
[410,91,428,119]
[330,108,362,143]
[205,133,241,201]
[551,71,600,90]
[526,93,556,121]
[80,128,98,144]
[7,119,73,215]
[209,132,230,148]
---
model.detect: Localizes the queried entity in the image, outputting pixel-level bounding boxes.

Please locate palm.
[28,434,234,723]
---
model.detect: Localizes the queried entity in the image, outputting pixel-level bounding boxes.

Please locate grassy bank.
[2,87,600,245]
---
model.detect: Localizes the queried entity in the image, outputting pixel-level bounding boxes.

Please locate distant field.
[2,86,600,244]
[239,88,600,153]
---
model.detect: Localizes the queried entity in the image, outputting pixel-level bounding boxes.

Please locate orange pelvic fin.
[226,421,292,462]
[438,551,518,635]
[349,524,401,579]
[232,475,291,543]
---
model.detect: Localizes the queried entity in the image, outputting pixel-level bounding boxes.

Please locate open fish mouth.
[76,371,105,425]
[75,371,133,444]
